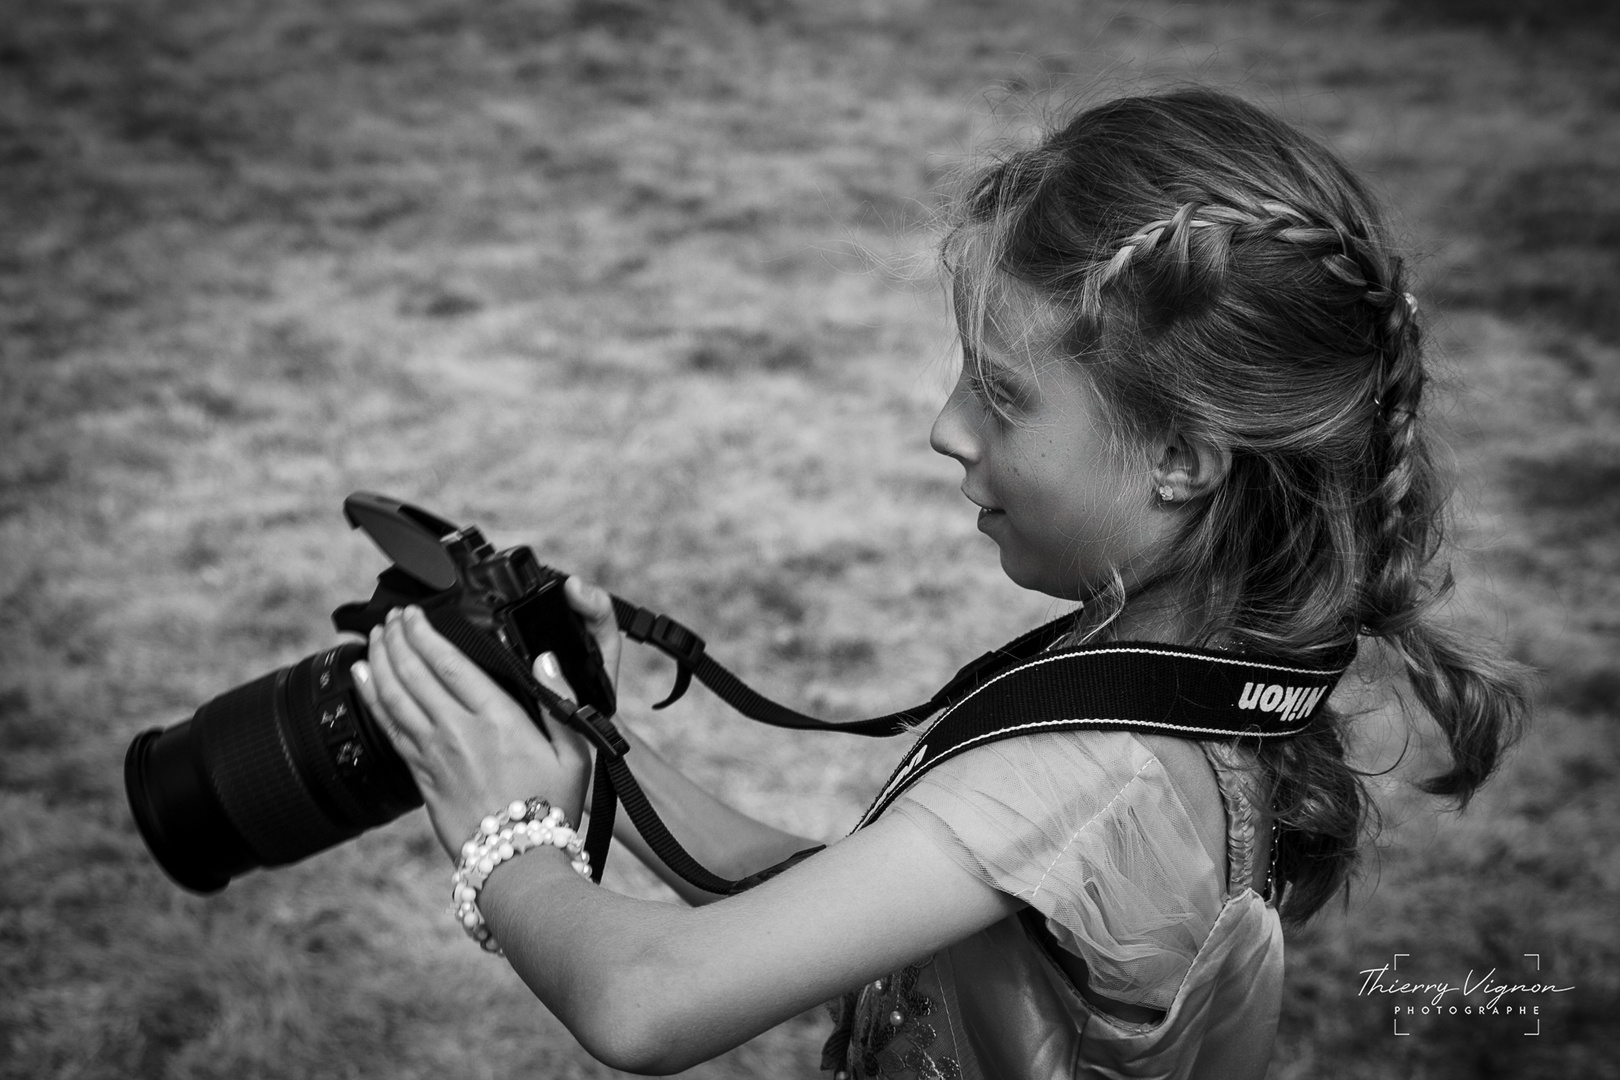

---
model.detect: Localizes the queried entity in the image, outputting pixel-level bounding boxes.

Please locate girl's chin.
[995,547,1086,601]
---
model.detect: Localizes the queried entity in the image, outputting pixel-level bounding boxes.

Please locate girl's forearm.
[608,722,816,903]
[476,843,833,1073]
[473,812,1019,1076]
[476,848,719,1072]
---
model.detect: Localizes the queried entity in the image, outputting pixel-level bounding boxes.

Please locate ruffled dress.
[825,730,1281,1080]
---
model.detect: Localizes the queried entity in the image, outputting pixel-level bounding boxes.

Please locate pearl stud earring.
[1157,485,1175,502]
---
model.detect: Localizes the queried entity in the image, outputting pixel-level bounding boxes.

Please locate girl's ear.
[1150,433,1232,502]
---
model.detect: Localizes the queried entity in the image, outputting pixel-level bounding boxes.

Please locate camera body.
[124,493,613,895]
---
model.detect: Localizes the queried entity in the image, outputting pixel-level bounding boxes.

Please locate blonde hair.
[945,89,1529,922]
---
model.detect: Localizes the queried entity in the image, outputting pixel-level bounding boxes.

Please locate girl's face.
[930,309,1170,601]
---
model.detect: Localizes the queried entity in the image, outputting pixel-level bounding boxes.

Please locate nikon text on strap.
[515,596,1355,896]
[853,642,1351,829]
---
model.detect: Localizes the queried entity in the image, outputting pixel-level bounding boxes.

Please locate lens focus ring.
[197,668,355,865]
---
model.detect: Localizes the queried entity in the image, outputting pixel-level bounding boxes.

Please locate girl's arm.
[480,804,1016,1074]
[602,720,817,905]
[355,602,1020,1075]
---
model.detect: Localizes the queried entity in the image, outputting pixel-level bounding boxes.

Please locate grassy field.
[2,1,1617,1076]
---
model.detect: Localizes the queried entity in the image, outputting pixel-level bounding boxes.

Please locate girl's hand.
[564,575,621,693]
[352,605,593,861]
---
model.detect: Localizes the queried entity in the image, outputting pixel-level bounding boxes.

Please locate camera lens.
[124,643,422,894]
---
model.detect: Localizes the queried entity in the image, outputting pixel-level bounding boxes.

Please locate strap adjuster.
[621,606,707,710]
[623,607,706,668]
[567,704,629,760]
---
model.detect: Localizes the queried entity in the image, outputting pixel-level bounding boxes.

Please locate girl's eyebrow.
[965,350,1030,390]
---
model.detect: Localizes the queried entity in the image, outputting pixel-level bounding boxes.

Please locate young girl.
[350,89,1528,1079]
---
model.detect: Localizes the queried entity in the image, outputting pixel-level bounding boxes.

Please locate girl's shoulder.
[885,728,1230,883]
[885,728,1232,1006]
[894,727,1224,834]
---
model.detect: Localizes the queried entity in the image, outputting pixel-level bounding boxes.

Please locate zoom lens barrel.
[124,643,422,894]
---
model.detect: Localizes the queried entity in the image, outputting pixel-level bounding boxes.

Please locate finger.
[362,623,437,745]
[532,650,579,703]
[532,651,590,752]
[351,656,416,754]
[395,605,509,716]
[377,608,471,728]
[533,651,601,761]
[564,575,613,623]
[564,576,622,677]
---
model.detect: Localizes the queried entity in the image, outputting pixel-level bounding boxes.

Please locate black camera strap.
[554,599,1351,896]
[422,600,1353,896]
[848,640,1353,830]
[608,595,1081,734]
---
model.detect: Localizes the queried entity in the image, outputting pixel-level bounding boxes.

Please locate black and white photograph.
[2,1,1615,1077]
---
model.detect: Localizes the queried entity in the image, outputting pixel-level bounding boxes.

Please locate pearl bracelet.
[452,797,592,955]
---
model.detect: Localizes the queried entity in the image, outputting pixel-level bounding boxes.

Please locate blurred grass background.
[2,1,1617,1076]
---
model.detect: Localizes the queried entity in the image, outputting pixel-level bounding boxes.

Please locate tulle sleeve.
[885,729,1226,1010]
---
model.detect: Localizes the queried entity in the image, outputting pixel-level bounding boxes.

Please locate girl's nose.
[930,393,979,464]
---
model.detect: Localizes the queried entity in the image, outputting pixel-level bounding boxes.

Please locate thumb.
[564,574,615,628]
[532,651,593,761]
[564,575,622,681]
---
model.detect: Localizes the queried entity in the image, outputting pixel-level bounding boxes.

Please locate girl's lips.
[963,487,1002,529]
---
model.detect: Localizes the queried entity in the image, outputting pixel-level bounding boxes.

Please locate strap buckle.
[621,606,707,710]
[566,704,630,760]
[623,607,706,666]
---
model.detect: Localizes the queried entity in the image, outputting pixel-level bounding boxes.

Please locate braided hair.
[943,89,1529,924]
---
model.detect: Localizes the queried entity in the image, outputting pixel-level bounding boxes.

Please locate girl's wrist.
[430,777,589,861]
[453,797,593,954]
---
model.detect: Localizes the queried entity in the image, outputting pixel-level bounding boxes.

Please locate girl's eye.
[965,372,1016,413]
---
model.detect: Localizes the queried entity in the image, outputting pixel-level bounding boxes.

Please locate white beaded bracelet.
[452,797,592,955]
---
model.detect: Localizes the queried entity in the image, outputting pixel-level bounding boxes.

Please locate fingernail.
[539,652,560,680]
[405,605,422,621]
[351,660,371,686]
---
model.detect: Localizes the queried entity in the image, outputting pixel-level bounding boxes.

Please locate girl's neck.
[1077,576,1204,646]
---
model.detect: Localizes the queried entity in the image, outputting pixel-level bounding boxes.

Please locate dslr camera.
[124,492,616,894]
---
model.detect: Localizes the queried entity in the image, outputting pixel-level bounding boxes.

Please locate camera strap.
[422,601,1354,897]
[577,598,1354,896]
[608,595,1082,734]
[847,640,1354,829]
